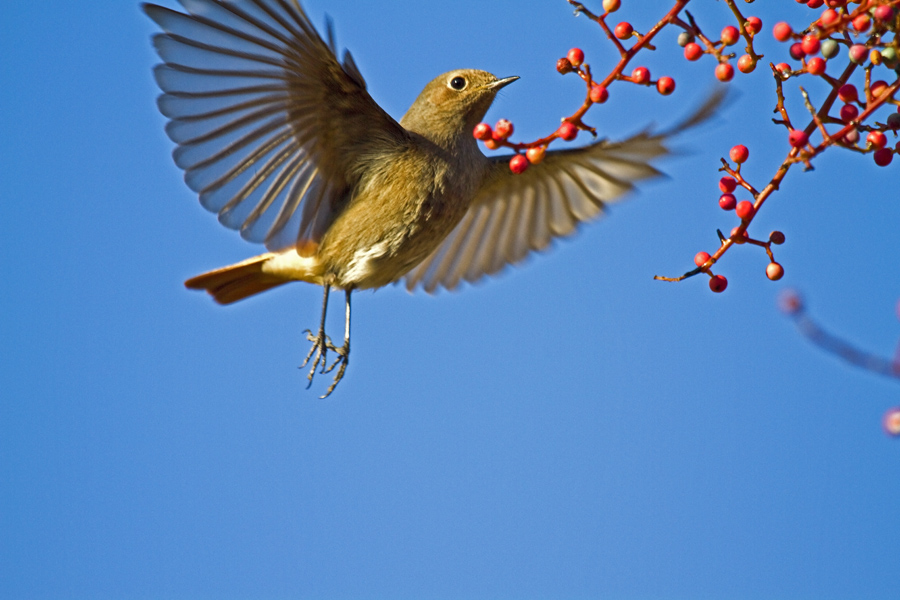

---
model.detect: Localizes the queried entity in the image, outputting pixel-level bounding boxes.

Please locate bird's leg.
[301,283,334,387]
[322,290,351,398]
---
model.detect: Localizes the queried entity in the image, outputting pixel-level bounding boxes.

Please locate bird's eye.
[449,76,467,91]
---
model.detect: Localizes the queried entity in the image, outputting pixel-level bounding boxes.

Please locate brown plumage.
[144,0,719,396]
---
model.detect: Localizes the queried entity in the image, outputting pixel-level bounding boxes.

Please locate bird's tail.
[185,253,288,305]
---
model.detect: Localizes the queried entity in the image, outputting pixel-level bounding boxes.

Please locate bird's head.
[401,69,518,146]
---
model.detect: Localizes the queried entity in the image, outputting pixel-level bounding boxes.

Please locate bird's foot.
[300,328,349,398]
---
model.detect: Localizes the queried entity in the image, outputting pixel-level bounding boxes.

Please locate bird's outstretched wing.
[144,0,407,253]
[404,91,724,294]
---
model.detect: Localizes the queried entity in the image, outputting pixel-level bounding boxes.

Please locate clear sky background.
[2,1,898,598]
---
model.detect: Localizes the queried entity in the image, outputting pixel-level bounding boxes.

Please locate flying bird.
[143,0,719,396]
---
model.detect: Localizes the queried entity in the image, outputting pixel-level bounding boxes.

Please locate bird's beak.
[488,76,519,90]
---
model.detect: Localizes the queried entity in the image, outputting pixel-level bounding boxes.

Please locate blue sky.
[2,1,898,598]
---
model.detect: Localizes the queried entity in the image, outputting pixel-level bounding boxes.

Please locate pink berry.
[773,22,793,42]
[631,66,650,84]
[806,57,826,75]
[789,43,806,60]
[873,148,894,167]
[735,200,755,220]
[656,76,675,95]
[494,119,514,139]
[840,103,859,123]
[525,146,546,165]
[746,16,762,34]
[867,131,887,149]
[719,193,737,210]
[590,84,609,103]
[721,25,740,46]
[849,44,867,64]
[837,84,858,103]
[615,22,633,39]
[473,123,493,141]
[715,62,735,82]
[684,42,703,61]
[801,35,820,55]
[567,47,585,67]
[788,129,809,148]
[557,122,579,141]
[719,176,737,193]
[766,262,785,281]
[730,144,749,164]
[709,275,728,293]
[509,154,529,174]
[843,128,860,145]
[737,55,756,73]
[694,252,711,267]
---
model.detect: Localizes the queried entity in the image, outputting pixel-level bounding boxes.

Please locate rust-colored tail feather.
[185,253,286,305]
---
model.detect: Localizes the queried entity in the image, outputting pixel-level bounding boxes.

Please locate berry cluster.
[657,0,899,293]
[472,0,691,175]
[678,15,764,82]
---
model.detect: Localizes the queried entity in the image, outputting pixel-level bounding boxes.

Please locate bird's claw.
[300,328,349,398]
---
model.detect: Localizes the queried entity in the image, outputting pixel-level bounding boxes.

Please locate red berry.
[473,122,493,141]
[721,25,740,46]
[773,22,793,42]
[567,47,585,67]
[873,148,894,167]
[719,176,738,193]
[775,62,792,75]
[837,84,858,103]
[484,138,501,150]
[730,227,749,244]
[509,154,529,174]
[715,62,734,82]
[590,84,609,103]
[730,144,749,164]
[603,0,621,12]
[853,14,871,32]
[494,119,514,139]
[557,122,579,141]
[631,66,650,84]
[788,129,809,148]
[789,43,806,60]
[766,262,785,281]
[745,16,762,34]
[801,35,820,55]
[737,54,756,73]
[883,407,900,437]
[684,43,703,61]
[656,76,676,95]
[709,275,728,293]
[807,0,824,8]
[840,103,859,123]
[769,231,786,245]
[806,57,826,75]
[525,146,546,165]
[719,193,737,210]
[871,80,893,100]
[614,22,634,39]
[867,131,887,149]
[556,58,574,74]
[820,8,840,26]
[874,5,895,21]
[735,200,755,220]
[694,252,711,267]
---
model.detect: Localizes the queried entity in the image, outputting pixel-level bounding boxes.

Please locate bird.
[143,0,720,397]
